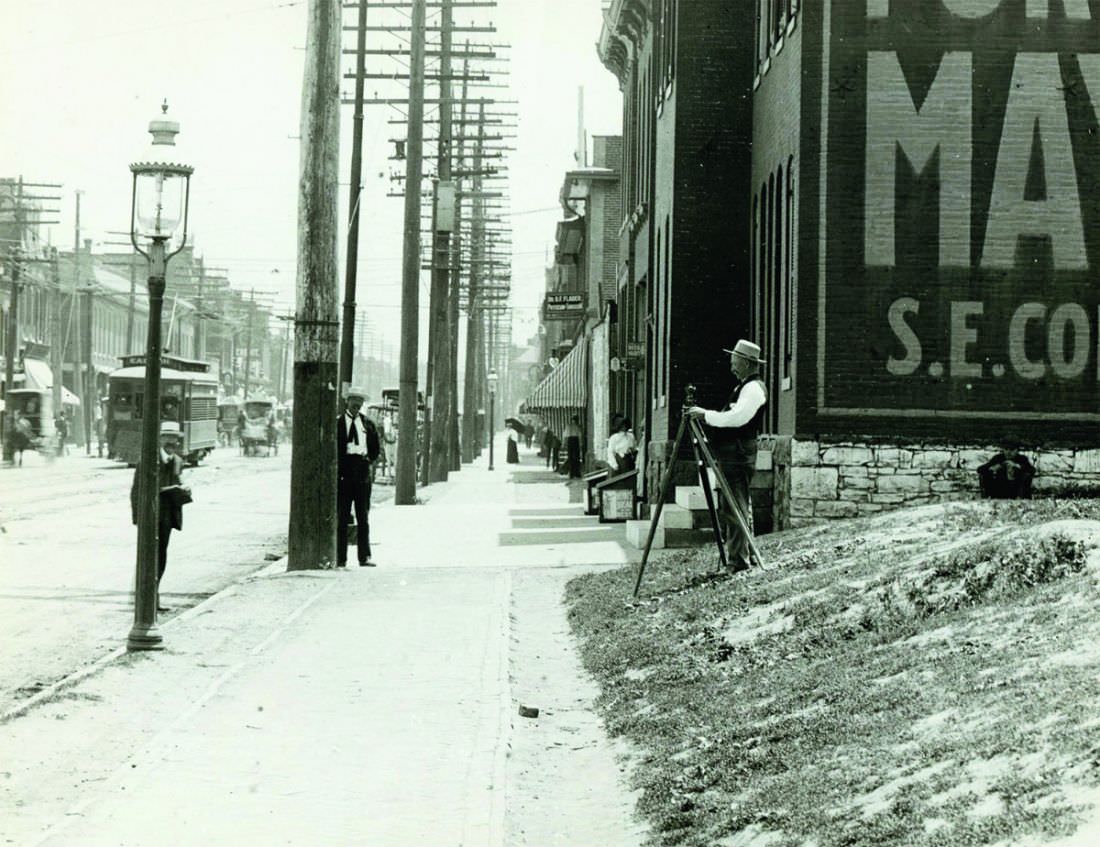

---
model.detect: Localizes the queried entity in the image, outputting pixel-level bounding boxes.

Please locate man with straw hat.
[687,339,768,573]
[337,386,381,567]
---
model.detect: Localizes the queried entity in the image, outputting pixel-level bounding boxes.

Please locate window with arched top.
[758,180,768,354]
[751,194,759,342]
[785,157,795,384]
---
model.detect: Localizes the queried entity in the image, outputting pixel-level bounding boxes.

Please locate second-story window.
[660,0,677,91]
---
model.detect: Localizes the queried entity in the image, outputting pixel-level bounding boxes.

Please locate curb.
[0,552,290,725]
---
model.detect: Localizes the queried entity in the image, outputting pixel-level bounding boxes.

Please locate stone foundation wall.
[770,437,1100,530]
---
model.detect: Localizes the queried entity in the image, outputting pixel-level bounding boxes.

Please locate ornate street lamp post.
[487,368,497,471]
[127,103,193,652]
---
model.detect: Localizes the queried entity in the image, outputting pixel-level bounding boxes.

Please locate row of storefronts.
[1,226,286,447]
[522,0,1100,529]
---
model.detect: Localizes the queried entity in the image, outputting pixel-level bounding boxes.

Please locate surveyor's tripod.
[632,385,765,597]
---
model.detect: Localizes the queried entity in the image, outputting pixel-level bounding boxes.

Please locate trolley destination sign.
[119,353,212,374]
[822,1,1100,419]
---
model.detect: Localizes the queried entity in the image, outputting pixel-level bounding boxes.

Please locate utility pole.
[280,314,292,403]
[71,193,86,449]
[424,0,454,483]
[2,246,21,462]
[49,248,63,419]
[126,248,137,353]
[448,56,469,472]
[243,287,255,400]
[196,258,207,361]
[287,0,342,571]
[81,238,94,453]
[339,0,369,394]
[394,0,427,505]
[462,102,486,461]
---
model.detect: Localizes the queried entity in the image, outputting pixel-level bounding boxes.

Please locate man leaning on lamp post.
[686,339,768,574]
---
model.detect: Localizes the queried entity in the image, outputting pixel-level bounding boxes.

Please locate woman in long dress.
[506,425,520,464]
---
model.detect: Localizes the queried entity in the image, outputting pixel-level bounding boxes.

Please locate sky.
[0,0,622,359]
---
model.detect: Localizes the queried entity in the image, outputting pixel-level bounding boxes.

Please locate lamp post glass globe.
[134,169,187,240]
[130,103,193,253]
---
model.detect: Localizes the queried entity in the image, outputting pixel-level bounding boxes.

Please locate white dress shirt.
[607,430,637,470]
[703,380,767,429]
[345,412,368,456]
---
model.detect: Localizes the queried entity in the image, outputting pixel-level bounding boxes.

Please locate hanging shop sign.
[543,292,586,320]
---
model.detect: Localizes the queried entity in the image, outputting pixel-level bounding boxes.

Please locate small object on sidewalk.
[264,552,281,562]
[518,704,540,719]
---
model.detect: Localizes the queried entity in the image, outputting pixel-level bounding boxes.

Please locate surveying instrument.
[632,385,765,597]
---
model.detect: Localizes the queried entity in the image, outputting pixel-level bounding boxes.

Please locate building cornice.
[597,0,650,83]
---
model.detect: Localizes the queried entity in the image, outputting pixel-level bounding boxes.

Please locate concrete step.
[657,503,694,530]
[624,520,718,550]
[625,519,662,549]
[675,486,709,510]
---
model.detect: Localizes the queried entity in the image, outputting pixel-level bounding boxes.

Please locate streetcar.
[105,354,218,466]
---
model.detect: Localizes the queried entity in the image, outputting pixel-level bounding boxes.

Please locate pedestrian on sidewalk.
[506,424,520,464]
[337,387,381,567]
[687,338,768,573]
[543,427,560,470]
[9,411,34,466]
[607,415,637,473]
[130,421,190,597]
[55,410,69,456]
[564,414,583,479]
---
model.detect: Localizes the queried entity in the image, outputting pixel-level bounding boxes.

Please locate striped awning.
[524,336,587,410]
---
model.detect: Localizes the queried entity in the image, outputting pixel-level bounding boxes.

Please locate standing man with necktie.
[337,387,381,567]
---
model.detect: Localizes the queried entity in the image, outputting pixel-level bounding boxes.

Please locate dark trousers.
[338,468,372,564]
[157,515,172,583]
[566,436,581,478]
[716,458,755,567]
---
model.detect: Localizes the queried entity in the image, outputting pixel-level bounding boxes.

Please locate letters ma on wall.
[824,1,1100,418]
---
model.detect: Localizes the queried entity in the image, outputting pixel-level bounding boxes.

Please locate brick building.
[526,137,622,465]
[753,1,1100,526]
[598,0,757,511]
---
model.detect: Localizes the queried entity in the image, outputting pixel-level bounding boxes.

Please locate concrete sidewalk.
[1,438,646,847]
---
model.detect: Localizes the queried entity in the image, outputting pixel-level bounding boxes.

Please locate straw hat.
[721,339,766,363]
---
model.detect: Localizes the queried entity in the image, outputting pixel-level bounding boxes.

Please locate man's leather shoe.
[359,559,376,567]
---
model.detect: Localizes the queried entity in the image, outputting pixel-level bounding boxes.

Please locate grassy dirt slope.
[566,499,1100,847]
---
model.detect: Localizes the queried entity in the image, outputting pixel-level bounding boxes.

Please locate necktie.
[348,415,359,445]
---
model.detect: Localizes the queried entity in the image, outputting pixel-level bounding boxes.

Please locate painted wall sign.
[822,1,1100,419]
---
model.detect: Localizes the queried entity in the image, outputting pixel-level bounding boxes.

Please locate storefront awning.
[524,336,587,411]
[21,358,81,406]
